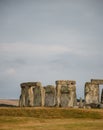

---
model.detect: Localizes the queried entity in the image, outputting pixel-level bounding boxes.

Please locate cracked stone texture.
[85,82,99,104]
[19,82,42,107]
[56,80,77,107]
[44,85,56,107]
[101,89,103,104]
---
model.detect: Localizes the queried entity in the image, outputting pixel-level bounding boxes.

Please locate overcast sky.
[0,0,103,99]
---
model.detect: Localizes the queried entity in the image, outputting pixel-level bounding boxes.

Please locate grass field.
[0,107,103,130]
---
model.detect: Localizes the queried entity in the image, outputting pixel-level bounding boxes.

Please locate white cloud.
[0,42,102,60]
[0,43,71,55]
[6,68,16,76]
[0,0,103,99]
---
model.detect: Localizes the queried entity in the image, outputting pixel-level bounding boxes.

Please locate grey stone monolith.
[56,80,77,107]
[33,82,42,107]
[85,82,99,104]
[101,89,103,104]
[44,85,56,107]
[91,79,103,84]
[19,82,43,107]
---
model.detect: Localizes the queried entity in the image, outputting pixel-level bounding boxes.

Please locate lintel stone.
[91,79,103,85]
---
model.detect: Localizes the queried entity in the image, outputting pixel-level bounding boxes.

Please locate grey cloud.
[50,53,102,71]
[0,0,103,98]
[0,0,103,43]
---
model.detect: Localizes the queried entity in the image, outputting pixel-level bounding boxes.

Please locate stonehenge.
[19,80,77,107]
[85,79,103,106]
[101,89,103,104]
[19,82,43,107]
[85,82,99,104]
[91,79,103,84]
[56,80,77,107]
[19,79,103,108]
[44,85,56,107]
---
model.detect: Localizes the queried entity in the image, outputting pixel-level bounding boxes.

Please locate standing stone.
[85,82,99,104]
[33,82,42,107]
[101,89,103,104]
[19,82,34,107]
[91,79,103,105]
[91,79,103,84]
[44,85,56,107]
[56,80,77,107]
[19,82,43,107]
[79,97,83,108]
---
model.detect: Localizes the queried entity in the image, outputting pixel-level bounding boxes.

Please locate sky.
[0,0,103,99]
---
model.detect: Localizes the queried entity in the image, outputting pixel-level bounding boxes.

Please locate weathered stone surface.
[44,85,56,107]
[19,83,34,107]
[56,80,77,107]
[41,87,45,107]
[85,82,99,104]
[101,89,103,104]
[33,85,42,107]
[91,79,103,85]
[56,80,76,85]
[19,82,43,107]
[19,78,103,108]
[19,80,77,107]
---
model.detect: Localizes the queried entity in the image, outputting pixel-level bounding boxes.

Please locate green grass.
[0,107,103,119]
[0,117,103,130]
[0,107,103,130]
